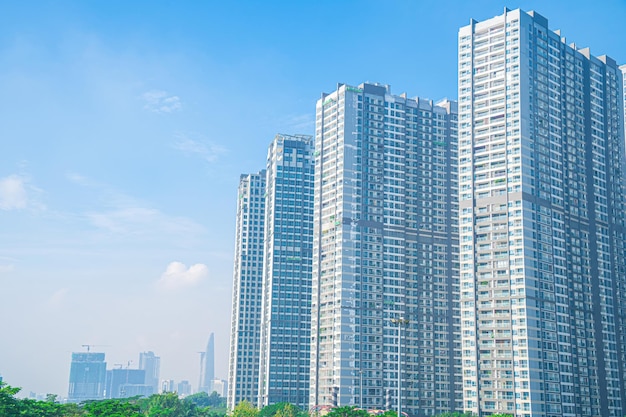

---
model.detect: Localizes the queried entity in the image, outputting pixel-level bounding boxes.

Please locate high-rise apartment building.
[68,352,107,402]
[228,170,266,408]
[258,134,314,409]
[310,82,461,415]
[139,351,160,395]
[459,8,626,417]
[619,64,626,137]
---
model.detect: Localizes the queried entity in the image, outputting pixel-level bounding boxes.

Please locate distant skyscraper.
[68,352,107,402]
[257,134,314,409]
[310,82,461,415]
[199,333,215,393]
[105,368,150,399]
[228,170,267,408]
[139,351,160,395]
[177,380,192,396]
[459,8,626,417]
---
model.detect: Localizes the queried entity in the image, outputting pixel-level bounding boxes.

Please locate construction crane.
[81,344,110,352]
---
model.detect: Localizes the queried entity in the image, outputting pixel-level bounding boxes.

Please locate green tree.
[434,413,476,417]
[0,381,22,417]
[83,398,142,417]
[185,392,226,410]
[58,402,86,417]
[185,392,211,408]
[325,406,369,417]
[259,403,303,417]
[198,408,228,417]
[274,403,301,417]
[230,401,258,417]
[259,402,286,417]
[143,392,187,417]
[207,392,226,409]
[19,398,66,417]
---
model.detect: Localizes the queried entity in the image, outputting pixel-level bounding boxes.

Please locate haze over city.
[1,0,625,399]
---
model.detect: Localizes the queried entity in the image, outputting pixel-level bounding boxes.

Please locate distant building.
[177,380,192,396]
[227,170,266,408]
[119,383,153,398]
[28,392,46,401]
[68,352,107,401]
[161,379,175,393]
[139,351,160,395]
[105,368,151,399]
[211,379,228,398]
[198,333,215,393]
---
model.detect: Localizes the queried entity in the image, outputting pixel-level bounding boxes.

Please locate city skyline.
[1,1,625,398]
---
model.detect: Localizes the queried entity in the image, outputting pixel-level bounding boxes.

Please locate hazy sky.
[1,0,624,397]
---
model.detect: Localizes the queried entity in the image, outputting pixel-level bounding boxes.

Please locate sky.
[1,0,625,397]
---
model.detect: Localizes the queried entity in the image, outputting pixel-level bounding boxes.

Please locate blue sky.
[1,0,624,397]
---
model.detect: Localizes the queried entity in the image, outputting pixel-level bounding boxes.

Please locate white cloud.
[141,90,182,113]
[0,256,17,274]
[0,175,28,210]
[68,174,204,238]
[87,207,160,234]
[65,172,93,186]
[281,113,315,132]
[157,261,208,290]
[173,133,227,163]
[86,206,202,237]
[48,288,69,309]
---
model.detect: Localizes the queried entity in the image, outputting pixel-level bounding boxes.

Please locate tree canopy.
[185,391,227,410]
[258,402,305,417]
[0,382,22,417]
[231,401,259,417]
[324,406,369,417]
[0,379,513,417]
[0,380,228,417]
